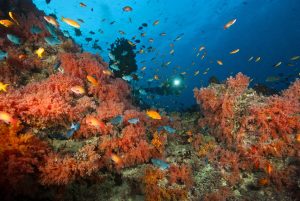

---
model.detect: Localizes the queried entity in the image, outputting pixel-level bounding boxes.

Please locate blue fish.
[53,61,61,70]
[163,126,176,134]
[66,129,75,138]
[139,89,147,95]
[30,26,42,34]
[66,122,80,138]
[45,23,57,36]
[151,158,170,170]
[45,36,61,46]
[128,118,139,124]
[70,122,80,131]
[122,75,133,82]
[108,52,116,61]
[0,50,8,60]
[110,64,120,71]
[110,115,123,125]
[7,34,21,45]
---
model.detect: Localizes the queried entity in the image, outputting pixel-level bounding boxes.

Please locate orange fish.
[153,20,160,26]
[18,54,27,60]
[79,2,87,7]
[123,6,133,12]
[217,60,223,65]
[266,163,272,174]
[9,11,19,25]
[230,49,240,54]
[224,18,237,30]
[0,19,14,27]
[103,70,113,76]
[61,17,80,28]
[146,110,161,120]
[258,178,269,186]
[44,16,59,27]
[70,86,85,95]
[86,75,98,86]
[296,134,300,142]
[86,117,105,129]
[111,153,122,164]
[0,111,15,124]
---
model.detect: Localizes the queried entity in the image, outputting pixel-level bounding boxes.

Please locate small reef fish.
[217,60,223,65]
[123,6,133,12]
[248,56,254,61]
[86,117,105,129]
[266,163,272,175]
[0,50,8,60]
[0,82,9,92]
[0,111,15,124]
[128,40,136,46]
[111,153,122,164]
[66,122,80,138]
[146,110,161,120]
[230,49,240,54]
[153,20,160,26]
[30,26,42,34]
[87,75,98,86]
[0,19,14,27]
[162,126,176,134]
[61,17,80,28]
[44,16,59,27]
[151,158,170,170]
[103,70,113,76]
[122,75,133,81]
[110,64,120,71]
[273,61,282,68]
[290,56,300,61]
[255,57,261,62]
[224,18,237,30]
[44,36,61,46]
[265,76,280,82]
[141,66,146,71]
[194,70,200,76]
[35,47,45,58]
[160,32,167,36]
[170,49,175,55]
[110,115,123,125]
[199,46,205,51]
[9,11,19,25]
[79,2,87,7]
[108,52,116,61]
[127,118,139,124]
[139,89,147,95]
[45,23,57,36]
[71,86,85,95]
[7,34,21,45]
[258,178,269,186]
[118,30,125,35]
[166,61,171,66]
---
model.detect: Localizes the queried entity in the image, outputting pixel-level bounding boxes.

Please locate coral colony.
[0,0,299,201]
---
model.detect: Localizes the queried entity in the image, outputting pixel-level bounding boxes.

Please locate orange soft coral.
[0,122,50,197]
[39,145,101,185]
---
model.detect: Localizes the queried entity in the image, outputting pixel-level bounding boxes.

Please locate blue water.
[33,0,300,110]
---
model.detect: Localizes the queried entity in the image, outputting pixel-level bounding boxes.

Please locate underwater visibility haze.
[0,0,299,200]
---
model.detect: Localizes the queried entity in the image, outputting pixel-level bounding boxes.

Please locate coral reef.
[0,0,299,200]
[194,73,300,199]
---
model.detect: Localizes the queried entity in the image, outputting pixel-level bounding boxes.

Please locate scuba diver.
[142,75,186,96]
